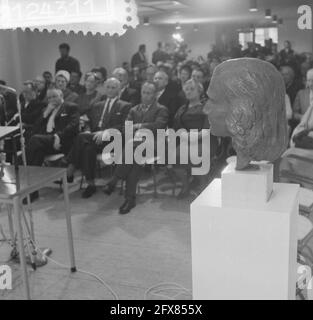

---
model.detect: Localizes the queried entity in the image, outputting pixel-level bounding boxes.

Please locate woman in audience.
[76,72,100,115]
[55,70,79,103]
[170,79,210,199]
[293,68,313,122]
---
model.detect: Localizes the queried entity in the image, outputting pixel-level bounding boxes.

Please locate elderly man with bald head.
[66,77,132,199]
[112,67,140,107]
[26,87,80,201]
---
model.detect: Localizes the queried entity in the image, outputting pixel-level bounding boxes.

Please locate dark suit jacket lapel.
[142,102,157,123]
[55,103,66,120]
[103,99,119,128]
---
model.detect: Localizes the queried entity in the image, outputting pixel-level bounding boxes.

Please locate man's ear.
[225,99,256,148]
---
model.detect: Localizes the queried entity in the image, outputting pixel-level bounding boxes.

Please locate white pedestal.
[191,163,299,300]
[222,162,273,207]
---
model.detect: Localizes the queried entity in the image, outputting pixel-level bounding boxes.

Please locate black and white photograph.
[0,0,313,304]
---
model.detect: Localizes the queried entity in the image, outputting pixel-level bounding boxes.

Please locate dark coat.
[126,101,169,134]
[158,85,184,127]
[131,52,147,69]
[120,86,140,107]
[20,100,46,126]
[33,102,80,151]
[86,99,132,133]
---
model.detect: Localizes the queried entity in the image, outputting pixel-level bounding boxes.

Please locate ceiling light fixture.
[249,0,258,12]
[175,22,181,30]
[172,32,184,42]
[265,9,272,19]
[143,16,150,26]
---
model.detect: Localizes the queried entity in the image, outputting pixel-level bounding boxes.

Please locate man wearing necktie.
[112,67,140,107]
[103,82,169,214]
[66,78,131,199]
[25,88,80,201]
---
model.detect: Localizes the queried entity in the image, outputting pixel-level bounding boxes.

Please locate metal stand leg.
[62,172,76,273]
[152,164,158,198]
[13,196,30,300]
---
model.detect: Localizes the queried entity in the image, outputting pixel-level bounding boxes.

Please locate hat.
[55,70,70,83]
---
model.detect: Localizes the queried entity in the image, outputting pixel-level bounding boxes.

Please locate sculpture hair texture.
[213,58,288,165]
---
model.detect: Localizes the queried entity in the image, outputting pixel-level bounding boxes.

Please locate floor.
[1,163,313,300]
[0,170,195,300]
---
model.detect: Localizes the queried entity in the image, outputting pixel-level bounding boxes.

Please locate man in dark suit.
[25,88,79,201]
[13,81,46,141]
[131,44,148,70]
[66,78,132,198]
[112,68,140,107]
[103,82,169,214]
[152,42,168,65]
[55,43,81,74]
[154,71,182,127]
[26,88,79,165]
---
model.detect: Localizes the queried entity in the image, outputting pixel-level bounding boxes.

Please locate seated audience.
[154,70,181,127]
[34,75,48,102]
[91,67,107,96]
[26,88,79,200]
[43,71,53,89]
[76,72,99,115]
[191,69,209,102]
[68,70,86,95]
[13,81,46,141]
[26,88,79,163]
[66,78,131,198]
[143,65,157,83]
[178,64,192,89]
[55,70,79,103]
[103,82,169,214]
[129,66,143,90]
[280,65,303,105]
[112,68,140,107]
[171,79,210,199]
[293,68,313,121]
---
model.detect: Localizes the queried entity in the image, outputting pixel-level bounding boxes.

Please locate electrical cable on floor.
[29,239,119,300]
[144,282,192,300]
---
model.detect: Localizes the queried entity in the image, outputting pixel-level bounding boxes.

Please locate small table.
[0,165,76,300]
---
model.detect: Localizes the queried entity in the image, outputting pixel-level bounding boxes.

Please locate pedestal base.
[191,179,299,300]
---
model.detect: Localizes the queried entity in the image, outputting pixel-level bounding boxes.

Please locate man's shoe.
[103,183,115,196]
[23,191,39,205]
[119,200,136,214]
[82,185,96,198]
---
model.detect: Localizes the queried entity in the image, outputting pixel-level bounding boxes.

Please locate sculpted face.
[204,58,288,170]
[204,80,230,137]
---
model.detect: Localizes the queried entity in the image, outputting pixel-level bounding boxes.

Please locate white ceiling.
[136,0,312,25]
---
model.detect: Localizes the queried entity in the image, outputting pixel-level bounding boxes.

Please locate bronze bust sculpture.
[204,58,288,170]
